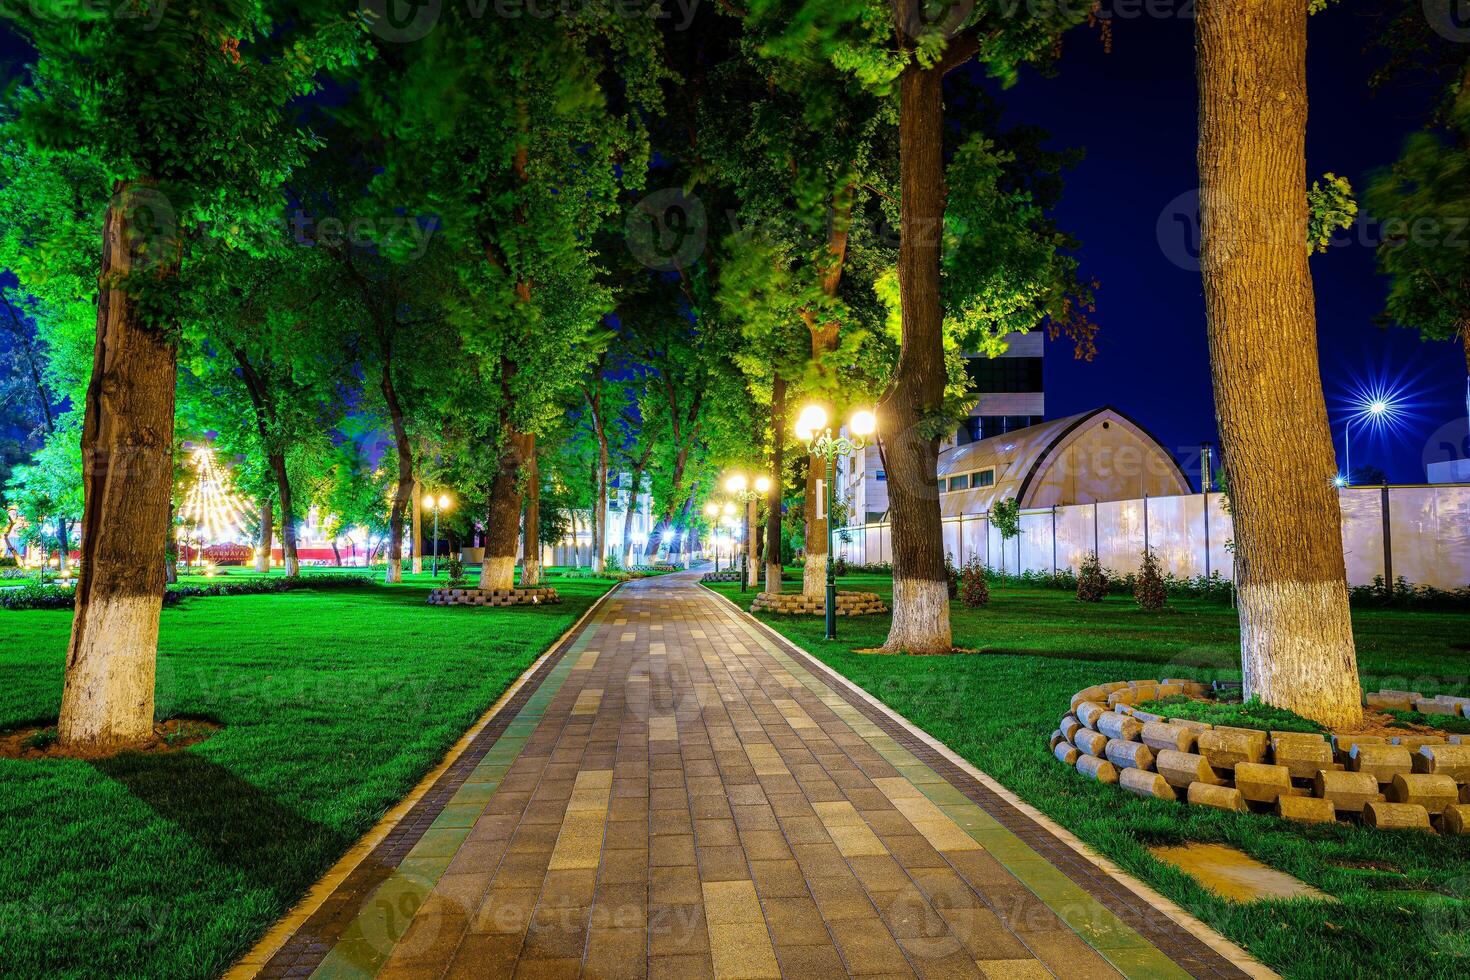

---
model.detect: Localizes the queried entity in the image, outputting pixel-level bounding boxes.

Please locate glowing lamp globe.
[704,503,719,517]
[754,476,771,493]
[437,494,451,510]
[423,495,437,510]
[722,502,736,516]
[1369,400,1388,416]
[725,474,747,493]
[794,404,828,442]
[849,409,877,437]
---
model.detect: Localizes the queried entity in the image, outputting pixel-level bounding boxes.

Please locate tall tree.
[0,3,359,750]
[1196,0,1362,727]
[751,0,1095,652]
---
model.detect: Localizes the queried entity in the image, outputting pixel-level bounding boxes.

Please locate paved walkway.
[248,572,1260,980]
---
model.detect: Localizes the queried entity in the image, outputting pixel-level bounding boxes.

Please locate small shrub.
[1134,549,1167,611]
[0,554,17,568]
[445,556,466,589]
[959,557,989,607]
[944,552,959,600]
[1075,552,1107,603]
[832,554,850,577]
[0,583,74,610]
[604,552,622,573]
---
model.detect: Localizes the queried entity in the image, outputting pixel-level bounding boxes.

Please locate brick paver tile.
[258,573,1258,980]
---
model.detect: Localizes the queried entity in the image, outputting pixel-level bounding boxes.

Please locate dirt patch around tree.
[0,718,222,760]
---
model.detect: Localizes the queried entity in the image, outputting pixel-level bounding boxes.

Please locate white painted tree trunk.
[882,578,952,655]
[522,559,541,587]
[283,555,299,578]
[384,558,402,584]
[480,555,515,591]
[59,595,160,749]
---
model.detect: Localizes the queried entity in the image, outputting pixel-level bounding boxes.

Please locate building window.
[875,470,886,482]
[973,468,995,488]
[965,355,1043,393]
[947,474,970,492]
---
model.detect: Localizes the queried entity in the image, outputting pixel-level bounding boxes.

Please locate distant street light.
[723,471,772,592]
[1340,388,1400,487]
[424,493,453,577]
[795,405,877,640]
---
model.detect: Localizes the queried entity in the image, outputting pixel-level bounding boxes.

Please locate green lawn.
[706,574,1470,980]
[0,575,614,979]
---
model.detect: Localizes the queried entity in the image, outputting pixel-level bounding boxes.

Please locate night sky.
[989,8,1467,485]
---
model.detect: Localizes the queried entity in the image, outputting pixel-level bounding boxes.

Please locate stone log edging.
[427,586,561,607]
[748,590,889,616]
[700,571,743,583]
[1051,681,1470,835]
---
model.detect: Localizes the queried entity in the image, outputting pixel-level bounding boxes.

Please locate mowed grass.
[0,574,613,979]
[707,574,1470,980]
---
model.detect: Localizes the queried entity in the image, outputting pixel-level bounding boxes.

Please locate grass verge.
[706,573,1470,979]
[0,575,612,978]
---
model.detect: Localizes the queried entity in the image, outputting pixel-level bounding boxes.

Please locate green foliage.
[990,497,1021,541]
[1075,552,1107,603]
[959,557,989,608]
[1306,172,1357,254]
[444,556,466,590]
[1133,549,1167,612]
[1364,87,1470,349]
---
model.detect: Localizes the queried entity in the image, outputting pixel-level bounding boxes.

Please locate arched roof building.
[936,407,1191,518]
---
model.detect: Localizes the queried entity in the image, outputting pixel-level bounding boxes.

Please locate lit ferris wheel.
[177,446,254,545]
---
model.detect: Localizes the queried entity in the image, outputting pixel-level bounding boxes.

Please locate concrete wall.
[834,485,1470,590]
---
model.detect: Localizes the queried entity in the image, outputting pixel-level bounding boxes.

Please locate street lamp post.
[795,405,877,641]
[423,493,451,576]
[703,502,721,572]
[723,473,772,593]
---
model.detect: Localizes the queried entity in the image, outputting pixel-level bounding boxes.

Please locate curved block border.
[1052,680,1470,835]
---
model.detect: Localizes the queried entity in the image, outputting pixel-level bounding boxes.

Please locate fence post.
[1381,485,1393,594]
[1203,491,1211,580]
[1093,500,1099,558]
[1143,494,1150,556]
[1051,506,1058,577]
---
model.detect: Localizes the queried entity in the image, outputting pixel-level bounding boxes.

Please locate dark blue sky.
[989,8,1466,485]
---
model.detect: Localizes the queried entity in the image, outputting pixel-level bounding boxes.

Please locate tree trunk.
[268,451,299,577]
[801,188,852,598]
[522,435,541,586]
[58,182,179,752]
[382,364,414,585]
[255,496,273,573]
[621,464,646,568]
[765,376,787,593]
[880,64,953,655]
[57,518,70,572]
[593,422,609,574]
[480,426,531,591]
[411,481,423,574]
[165,501,178,584]
[1461,327,1469,428]
[1196,0,1361,727]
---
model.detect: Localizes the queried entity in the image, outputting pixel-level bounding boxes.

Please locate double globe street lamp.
[703,500,737,572]
[723,472,771,593]
[794,404,877,641]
